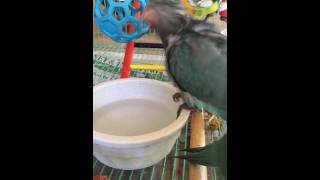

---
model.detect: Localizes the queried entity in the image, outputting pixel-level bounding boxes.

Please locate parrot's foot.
[176,103,196,118]
[173,92,182,102]
[178,135,185,144]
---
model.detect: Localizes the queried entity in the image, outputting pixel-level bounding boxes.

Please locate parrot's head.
[141,0,189,46]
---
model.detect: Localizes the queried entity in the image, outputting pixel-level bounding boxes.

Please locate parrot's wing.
[167,24,227,117]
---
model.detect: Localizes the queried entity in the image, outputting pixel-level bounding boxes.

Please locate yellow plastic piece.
[130,64,166,71]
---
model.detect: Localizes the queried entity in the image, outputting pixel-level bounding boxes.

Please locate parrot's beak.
[141,7,156,28]
[141,7,152,22]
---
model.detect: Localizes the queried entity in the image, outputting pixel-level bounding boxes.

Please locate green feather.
[172,135,227,179]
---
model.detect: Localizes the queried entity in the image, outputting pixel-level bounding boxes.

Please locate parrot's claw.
[176,103,195,118]
[173,92,182,102]
[178,136,185,144]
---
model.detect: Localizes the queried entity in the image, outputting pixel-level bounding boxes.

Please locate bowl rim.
[93,78,190,147]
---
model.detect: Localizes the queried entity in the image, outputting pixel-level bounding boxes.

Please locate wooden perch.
[189,111,208,180]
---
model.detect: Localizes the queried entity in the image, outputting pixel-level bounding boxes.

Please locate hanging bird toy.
[218,0,227,22]
[180,0,220,20]
[94,0,149,43]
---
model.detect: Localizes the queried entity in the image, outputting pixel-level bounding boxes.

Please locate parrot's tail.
[167,155,189,160]
[179,148,189,152]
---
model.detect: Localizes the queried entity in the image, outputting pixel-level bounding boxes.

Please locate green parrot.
[141,0,227,178]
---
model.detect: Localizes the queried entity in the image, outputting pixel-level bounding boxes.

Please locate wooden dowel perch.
[189,111,208,180]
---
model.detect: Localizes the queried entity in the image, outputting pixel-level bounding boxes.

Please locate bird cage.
[93,1,227,179]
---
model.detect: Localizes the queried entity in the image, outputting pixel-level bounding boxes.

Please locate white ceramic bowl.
[93,78,190,170]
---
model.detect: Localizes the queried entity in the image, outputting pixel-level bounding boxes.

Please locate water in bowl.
[93,99,176,136]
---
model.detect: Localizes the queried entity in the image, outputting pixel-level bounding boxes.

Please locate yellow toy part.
[130,64,166,71]
[180,0,220,20]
